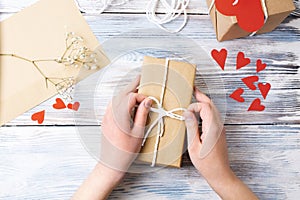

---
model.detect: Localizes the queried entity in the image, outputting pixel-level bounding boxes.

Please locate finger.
[123,75,141,94]
[187,102,211,118]
[194,87,211,103]
[134,98,152,127]
[132,98,152,137]
[127,93,147,112]
[183,110,202,152]
[187,102,213,140]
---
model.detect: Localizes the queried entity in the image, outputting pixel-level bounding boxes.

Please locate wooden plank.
[0,0,208,14]
[1,14,299,126]
[1,1,299,200]
[0,125,299,199]
[3,16,300,125]
[4,73,300,126]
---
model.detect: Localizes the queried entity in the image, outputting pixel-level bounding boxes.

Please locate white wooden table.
[1,0,300,199]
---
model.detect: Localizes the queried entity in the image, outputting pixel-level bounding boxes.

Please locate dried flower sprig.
[0,32,99,101]
[57,32,99,70]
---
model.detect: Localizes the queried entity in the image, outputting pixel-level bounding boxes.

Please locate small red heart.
[67,102,80,111]
[248,98,265,111]
[236,52,251,70]
[230,88,245,102]
[211,48,228,70]
[258,83,271,99]
[31,110,45,124]
[53,98,66,109]
[256,59,267,73]
[242,76,259,90]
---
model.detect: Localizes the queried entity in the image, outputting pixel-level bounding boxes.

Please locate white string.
[249,0,268,36]
[207,0,269,36]
[141,58,187,167]
[207,0,215,14]
[232,0,239,6]
[75,0,129,14]
[146,0,190,33]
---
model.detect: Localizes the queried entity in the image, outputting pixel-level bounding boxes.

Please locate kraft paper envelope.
[0,0,110,125]
[137,56,196,167]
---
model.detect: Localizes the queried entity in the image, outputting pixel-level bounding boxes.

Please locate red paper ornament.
[215,0,265,32]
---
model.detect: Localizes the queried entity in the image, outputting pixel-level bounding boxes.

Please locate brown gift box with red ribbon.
[206,0,295,41]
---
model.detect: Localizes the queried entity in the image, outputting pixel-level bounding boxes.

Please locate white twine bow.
[146,0,190,33]
[208,0,269,36]
[141,58,186,167]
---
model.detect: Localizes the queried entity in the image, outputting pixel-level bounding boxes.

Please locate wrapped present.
[137,56,196,167]
[206,0,296,41]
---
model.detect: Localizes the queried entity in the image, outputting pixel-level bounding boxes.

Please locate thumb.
[132,98,152,137]
[184,110,202,152]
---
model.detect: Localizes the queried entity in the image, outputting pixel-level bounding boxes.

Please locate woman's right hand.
[183,87,231,185]
[184,88,258,200]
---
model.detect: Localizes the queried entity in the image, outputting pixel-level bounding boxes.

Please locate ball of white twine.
[75,0,129,14]
[146,0,190,33]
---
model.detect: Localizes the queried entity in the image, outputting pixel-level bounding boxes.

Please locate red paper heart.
[230,88,245,102]
[53,98,66,109]
[31,110,45,124]
[248,98,265,111]
[258,83,271,99]
[215,0,265,32]
[67,102,80,111]
[256,59,267,73]
[211,48,228,70]
[236,52,251,70]
[242,76,259,90]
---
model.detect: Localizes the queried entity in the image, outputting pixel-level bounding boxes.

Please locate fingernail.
[144,99,152,108]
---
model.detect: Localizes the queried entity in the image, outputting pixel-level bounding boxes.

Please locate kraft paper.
[206,0,296,41]
[137,56,195,167]
[0,0,110,125]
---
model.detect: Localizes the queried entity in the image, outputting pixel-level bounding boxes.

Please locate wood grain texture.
[2,14,300,126]
[1,0,300,199]
[0,0,208,14]
[0,125,299,199]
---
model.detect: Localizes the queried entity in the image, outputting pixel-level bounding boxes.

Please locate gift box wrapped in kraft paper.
[137,56,196,168]
[206,0,295,41]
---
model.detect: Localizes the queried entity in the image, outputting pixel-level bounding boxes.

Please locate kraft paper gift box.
[206,0,296,41]
[0,0,110,125]
[137,56,196,168]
